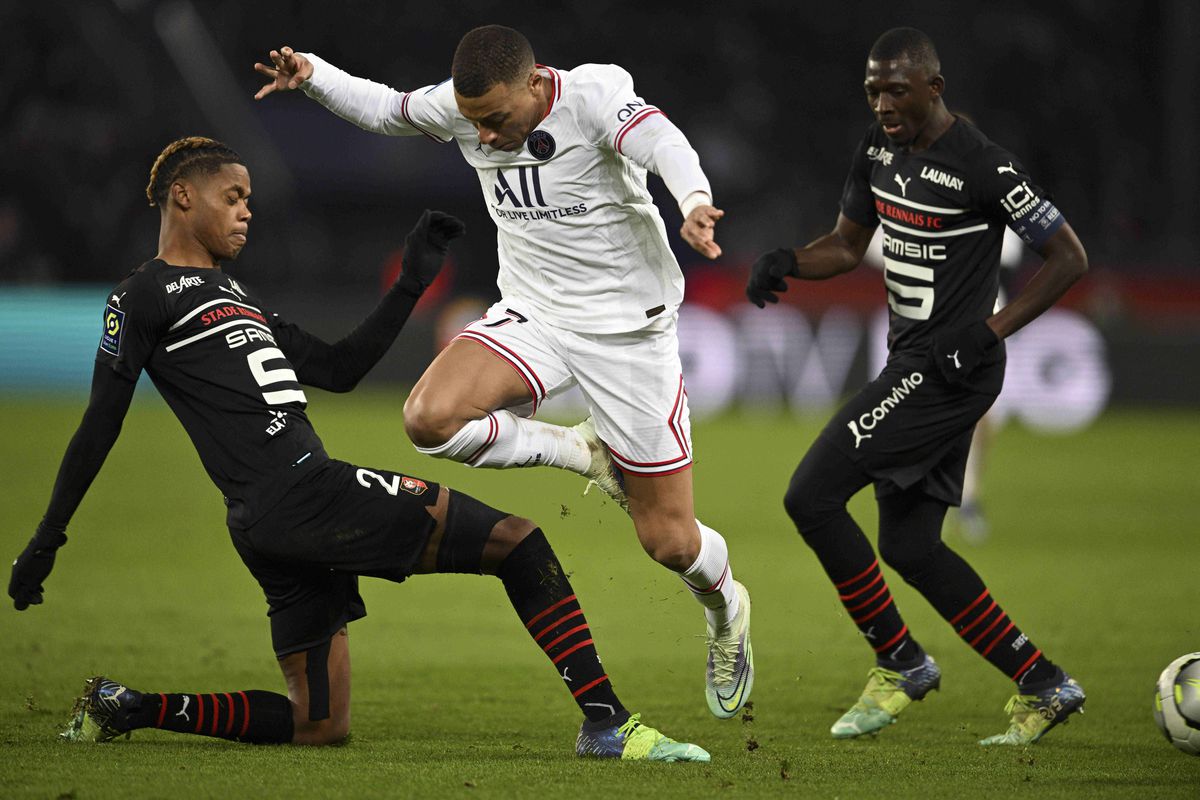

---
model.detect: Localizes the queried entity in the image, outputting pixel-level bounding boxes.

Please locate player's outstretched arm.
[985,223,1088,340]
[747,213,873,307]
[253,46,314,100]
[8,366,137,610]
[280,211,466,393]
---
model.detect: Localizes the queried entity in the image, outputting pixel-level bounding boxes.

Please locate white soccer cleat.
[574,417,629,513]
[705,581,754,719]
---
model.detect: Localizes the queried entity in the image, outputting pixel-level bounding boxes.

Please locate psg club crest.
[526,130,556,161]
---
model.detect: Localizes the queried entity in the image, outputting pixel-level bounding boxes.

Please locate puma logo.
[947,350,962,370]
[561,667,572,683]
[894,173,911,197]
[175,695,191,722]
[997,162,1017,176]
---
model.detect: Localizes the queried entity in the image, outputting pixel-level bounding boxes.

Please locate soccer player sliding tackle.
[254,25,752,719]
[8,137,707,761]
[746,28,1088,745]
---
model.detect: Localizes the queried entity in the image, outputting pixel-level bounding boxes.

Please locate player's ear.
[169,180,191,211]
[929,73,945,99]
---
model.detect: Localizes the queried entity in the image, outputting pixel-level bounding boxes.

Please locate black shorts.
[229,458,440,658]
[818,351,1004,506]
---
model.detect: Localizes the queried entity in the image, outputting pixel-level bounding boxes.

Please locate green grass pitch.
[2,391,1198,798]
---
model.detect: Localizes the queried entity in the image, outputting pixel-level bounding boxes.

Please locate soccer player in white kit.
[254,25,753,719]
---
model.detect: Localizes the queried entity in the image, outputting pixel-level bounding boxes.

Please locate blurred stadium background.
[2,0,1198,416]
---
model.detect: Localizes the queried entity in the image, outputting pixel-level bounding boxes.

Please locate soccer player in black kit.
[7,136,708,762]
[747,29,1089,745]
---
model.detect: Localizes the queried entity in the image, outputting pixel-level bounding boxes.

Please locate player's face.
[456,72,546,153]
[188,164,252,262]
[864,58,942,145]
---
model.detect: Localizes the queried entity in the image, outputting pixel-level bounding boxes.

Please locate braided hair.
[145,136,244,208]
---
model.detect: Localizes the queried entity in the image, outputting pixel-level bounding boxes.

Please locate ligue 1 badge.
[527,130,556,161]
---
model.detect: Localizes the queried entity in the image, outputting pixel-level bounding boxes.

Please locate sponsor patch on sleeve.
[1011,198,1065,249]
[99,304,125,356]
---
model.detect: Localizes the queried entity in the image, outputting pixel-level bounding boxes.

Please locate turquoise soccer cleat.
[831,654,941,738]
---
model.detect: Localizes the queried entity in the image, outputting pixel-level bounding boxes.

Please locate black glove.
[9,521,67,610]
[930,320,1000,385]
[399,210,467,293]
[746,248,798,308]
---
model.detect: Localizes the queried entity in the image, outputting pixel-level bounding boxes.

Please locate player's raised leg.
[404,334,600,474]
[415,486,708,761]
[623,469,753,719]
[783,438,938,738]
[875,486,1085,745]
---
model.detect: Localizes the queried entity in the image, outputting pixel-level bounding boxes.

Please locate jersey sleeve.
[839,128,880,228]
[577,64,663,152]
[973,146,1066,250]
[94,273,169,381]
[578,64,711,211]
[301,52,455,142]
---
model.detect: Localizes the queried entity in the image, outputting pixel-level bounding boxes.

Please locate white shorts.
[456,300,693,476]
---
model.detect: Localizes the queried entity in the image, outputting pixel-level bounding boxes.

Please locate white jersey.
[302,56,711,334]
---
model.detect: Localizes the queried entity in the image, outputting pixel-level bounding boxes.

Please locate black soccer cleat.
[60,676,143,742]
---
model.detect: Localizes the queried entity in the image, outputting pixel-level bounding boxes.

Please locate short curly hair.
[451,25,535,98]
[145,136,243,208]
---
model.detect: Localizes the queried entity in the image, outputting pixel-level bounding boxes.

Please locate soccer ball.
[1154,652,1200,755]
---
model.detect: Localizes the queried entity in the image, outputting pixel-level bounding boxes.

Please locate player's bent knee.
[293,714,350,746]
[403,392,466,448]
[783,480,830,534]
[878,536,942,582]
[636,526,698,572]
[490,515,537,554]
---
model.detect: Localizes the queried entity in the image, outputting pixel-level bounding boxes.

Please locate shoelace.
[706,631,739,684]
[617,713,643,739]
[865,666,904,689]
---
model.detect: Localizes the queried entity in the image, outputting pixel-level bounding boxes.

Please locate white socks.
[414,409,591,473]
[680,521,740,630]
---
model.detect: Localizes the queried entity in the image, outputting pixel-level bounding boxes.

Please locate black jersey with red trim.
[96,259,329,527]
[840,118,1065,358]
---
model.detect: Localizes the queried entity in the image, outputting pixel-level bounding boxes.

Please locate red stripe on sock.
[156,693,168,728]
[855,595,895,624]
[970,613,1008,649]
[194,694,204,734]
[223,693,235,736]
[534,609,584,642]
[238,691,250,738]
[839,571,883,601]
[571,675,609,699]
[543,623,591,653]
[873,624,910,654]
[209,694,219,736]
[981,622,1016,657]
[524,594,577,630]
[1011,649,1044,681]
[551,638,595,665]
[835,559,879,590]
[958,600,998,637]
[845,582,890,614]
[950,589,990,626]
[687,562,729,594]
